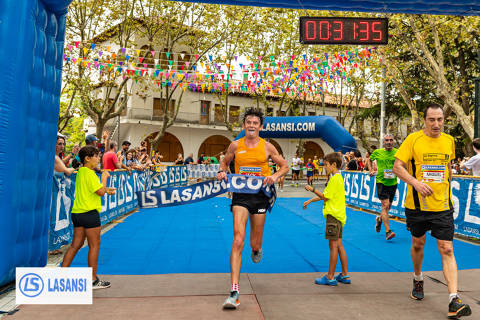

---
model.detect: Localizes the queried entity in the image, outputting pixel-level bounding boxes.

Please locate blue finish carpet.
[71,197,480,274]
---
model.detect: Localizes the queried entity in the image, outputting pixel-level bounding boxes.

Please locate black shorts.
[231,192,269,215]
[376,183,397,202]
[71,209,101,229]
[405,209,454,241]
[292,169,300,176]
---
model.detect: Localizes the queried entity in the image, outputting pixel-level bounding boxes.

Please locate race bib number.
[421,164,445,183]
[239,166,261,176]
[383,169,395,179]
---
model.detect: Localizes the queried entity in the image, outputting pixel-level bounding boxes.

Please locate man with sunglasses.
[367,134,397,240]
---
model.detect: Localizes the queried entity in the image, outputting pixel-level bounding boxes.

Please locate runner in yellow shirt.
[393,104,471,319]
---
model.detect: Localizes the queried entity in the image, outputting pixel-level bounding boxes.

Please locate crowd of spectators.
[54,131,224,175]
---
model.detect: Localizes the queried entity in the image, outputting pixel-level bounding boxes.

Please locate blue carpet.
[71,197,480,274]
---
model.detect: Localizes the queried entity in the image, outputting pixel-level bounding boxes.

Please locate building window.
[214,104,224,123]
[200,101,210,124]
[371,119,379,136]
[229,106,240,124]
[153,98,175,117]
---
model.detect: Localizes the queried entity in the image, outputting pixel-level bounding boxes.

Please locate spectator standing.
[460,138,480,176]
[102,142,131,175]
[184,153,194,165]
[175,153,184,165]
[305,158,315,186]
[55,135,75,176]
[117,141,131,166]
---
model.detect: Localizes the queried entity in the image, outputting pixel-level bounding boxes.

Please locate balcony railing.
[123,107,239,127]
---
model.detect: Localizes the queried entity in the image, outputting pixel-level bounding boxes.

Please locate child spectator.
[302,152,350,286]
[61,145,115,289]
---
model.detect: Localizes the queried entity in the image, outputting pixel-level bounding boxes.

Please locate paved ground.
[1,180,479,319]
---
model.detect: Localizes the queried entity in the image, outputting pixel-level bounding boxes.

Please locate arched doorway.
[266,138,283,157]
[198,135,231,158]
[144,132,183,162]
[303,141,324,162]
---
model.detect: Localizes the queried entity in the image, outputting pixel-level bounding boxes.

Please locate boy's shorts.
[71,209,101,229]
[325,215,343,240]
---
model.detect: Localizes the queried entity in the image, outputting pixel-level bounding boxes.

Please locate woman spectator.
[54,134,74,176]
[126,150,143,171]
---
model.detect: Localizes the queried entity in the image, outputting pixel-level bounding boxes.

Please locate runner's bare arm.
[217,141,238,181]
[393,158,433,197]
[264,142,288,185]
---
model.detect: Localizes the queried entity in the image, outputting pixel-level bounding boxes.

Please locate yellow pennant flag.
[83,47,88,55]
[136,50,141,56]
[106,46,111,52]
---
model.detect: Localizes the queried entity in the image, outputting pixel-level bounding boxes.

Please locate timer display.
[299,17,388,45]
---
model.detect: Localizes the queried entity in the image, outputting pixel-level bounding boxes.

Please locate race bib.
[239,166,261,176]
[383,169,395,179]
[421,164,445,183]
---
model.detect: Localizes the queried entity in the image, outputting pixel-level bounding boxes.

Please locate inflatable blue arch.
[236,116,357,153]
[0,0,72,286]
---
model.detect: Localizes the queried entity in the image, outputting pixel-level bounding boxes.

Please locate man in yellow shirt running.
[393,103,471,319]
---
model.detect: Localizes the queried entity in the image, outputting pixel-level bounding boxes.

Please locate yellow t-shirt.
[71,167,103,213]
[323,173,347,226]
[395,130,455,213]
[313,159,320,170]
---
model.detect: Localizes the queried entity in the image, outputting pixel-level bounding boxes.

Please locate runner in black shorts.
[217,108,288,309]
[393,104,471,319]
[368,134,398,240]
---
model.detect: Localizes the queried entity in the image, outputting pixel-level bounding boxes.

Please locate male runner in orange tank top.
[217,108,288,309]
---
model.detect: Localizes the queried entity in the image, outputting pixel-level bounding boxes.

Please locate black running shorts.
[231,192,269,215]
[405,209,454,241]
[292,169,300,176]
[71,209,101,229]
[376,183,397,203]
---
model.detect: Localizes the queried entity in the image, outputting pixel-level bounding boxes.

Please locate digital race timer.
[299,17,388,45]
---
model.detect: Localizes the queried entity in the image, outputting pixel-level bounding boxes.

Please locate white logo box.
[16,267,92,304]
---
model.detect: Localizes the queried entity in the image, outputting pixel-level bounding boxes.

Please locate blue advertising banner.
[137,174,276,212]
[49,169,150,251]
[342,171,480,239]
[147,165,189,189]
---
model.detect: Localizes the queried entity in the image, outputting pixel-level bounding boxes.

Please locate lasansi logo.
[19,273,44,298]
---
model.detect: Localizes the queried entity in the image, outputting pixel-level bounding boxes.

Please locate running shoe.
[386,230,396,240]
[448,297,472,319]
[223,291,240,309]
[314,275,337,286]
[251,248,263,263]
[375,216,382,233]
[295,183,299,187]
[410,279,424,300]
[335,274,351,284]
[92,277,111,290]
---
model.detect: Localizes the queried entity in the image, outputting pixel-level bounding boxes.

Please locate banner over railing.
[342,171,480,239]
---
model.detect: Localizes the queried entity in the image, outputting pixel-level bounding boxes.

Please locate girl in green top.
[61,146,115,290]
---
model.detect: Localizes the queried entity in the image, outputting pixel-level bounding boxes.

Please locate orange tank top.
[234,137,270,177]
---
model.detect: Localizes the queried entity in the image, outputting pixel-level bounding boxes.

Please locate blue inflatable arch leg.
[0,0,72,286]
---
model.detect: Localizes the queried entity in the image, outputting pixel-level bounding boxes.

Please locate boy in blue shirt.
[303,152,350,286]
[62,145,115,289]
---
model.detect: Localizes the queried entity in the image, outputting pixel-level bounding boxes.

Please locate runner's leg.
[231,206,249,285]
[250,213,267,252]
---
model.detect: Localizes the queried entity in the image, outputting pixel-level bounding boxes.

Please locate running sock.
[231,283,239,293]
[414,273,423,281]
[449,293,459,303]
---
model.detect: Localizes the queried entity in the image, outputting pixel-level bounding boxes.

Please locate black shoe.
[410,279,424,300]
[375,216,382,233]
[448,297,472,319]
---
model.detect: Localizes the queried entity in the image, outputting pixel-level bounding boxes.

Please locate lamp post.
[475,77,480,138]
